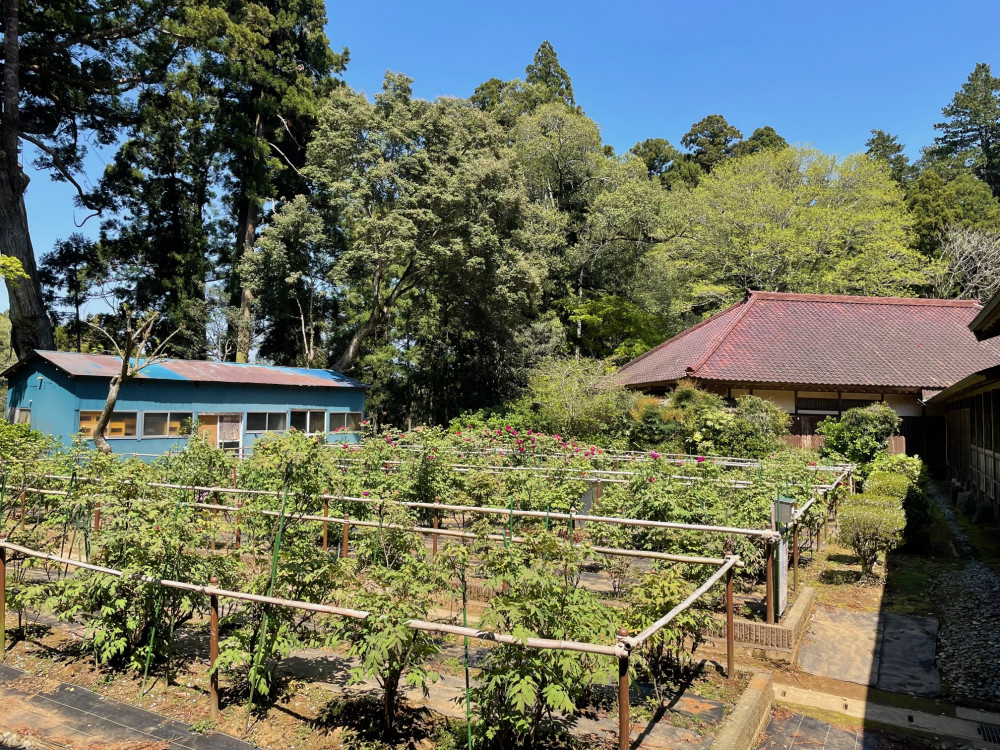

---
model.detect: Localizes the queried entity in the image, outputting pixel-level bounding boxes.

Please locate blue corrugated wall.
[6,359,366,456]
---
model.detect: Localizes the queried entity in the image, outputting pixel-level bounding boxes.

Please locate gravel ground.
[929,483,1000,703]
[0,732,45,750]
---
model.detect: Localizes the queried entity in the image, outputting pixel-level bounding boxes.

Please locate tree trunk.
[93,374,123,454]
[229,112,265,364]
[383,675,398,736]
[0,0,54,358]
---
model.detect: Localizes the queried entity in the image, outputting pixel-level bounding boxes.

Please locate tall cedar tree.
[209,0,346,362]
[933,62,1000,198]
[0,0,177,357]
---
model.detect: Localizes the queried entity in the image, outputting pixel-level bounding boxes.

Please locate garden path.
[0,664,253,750]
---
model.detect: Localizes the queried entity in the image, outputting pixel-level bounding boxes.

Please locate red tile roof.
[617,291,1000,390]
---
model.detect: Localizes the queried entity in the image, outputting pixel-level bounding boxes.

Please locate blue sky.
[13,0,1000,310]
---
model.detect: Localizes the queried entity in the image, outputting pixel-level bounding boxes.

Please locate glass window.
[80,411,137,438]
[291,410,325,434]
[78,411,101,437]
[143,412,169,437]
[169,413,192,436]
[328,412,345,432]
[13,408,30,426]
[248,412,288,433]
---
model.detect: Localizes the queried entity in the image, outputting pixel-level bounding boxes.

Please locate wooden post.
[617,628,630,750]
[432,498,439,556]
[725,560,735,679]
[93,500,101,532]
[0,545,6,661]
[765,540,774,625]
[596,480,602,501]
[342,513,349,559]
[322,498,329,552]
[17,492,25,532]
[235,498,242,551]
[209,576,219,719]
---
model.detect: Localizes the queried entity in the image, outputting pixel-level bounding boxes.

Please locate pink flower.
[697,456,705,463]
[809,461,816,467]
[518,446,525,453]
[362,491,370,497]
[648,477,655,483]
[650,451,660,459]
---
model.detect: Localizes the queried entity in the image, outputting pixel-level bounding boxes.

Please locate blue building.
[3,351,367,456]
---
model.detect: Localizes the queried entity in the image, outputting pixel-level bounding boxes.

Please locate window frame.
[141,411,193,439]
[79,410,139,439]
[329,411,364,434]
[246,412,288,434]
[12,408,30,426]
[290,409,326,435]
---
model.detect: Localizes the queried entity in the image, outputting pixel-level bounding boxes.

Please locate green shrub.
[864,471,911,499]
[838,504,905,579]
[845,493,902,508]
[716,396,790,459]
[817,403,901,468]
[868,453,924,484]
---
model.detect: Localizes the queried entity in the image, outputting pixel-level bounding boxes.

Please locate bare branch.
[18,133,96,210]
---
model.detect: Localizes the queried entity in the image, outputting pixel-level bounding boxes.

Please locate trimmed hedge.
[864,471,910,499]
[839,503,905,579]
[862,469,932,552]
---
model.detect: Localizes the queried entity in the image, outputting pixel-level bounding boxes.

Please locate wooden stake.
[617,628,630,750]
[726,561,735,679]
[209,576,219,719]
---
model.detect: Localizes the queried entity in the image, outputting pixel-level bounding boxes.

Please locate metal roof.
[617,291,1000,391]
[6,351,367,389]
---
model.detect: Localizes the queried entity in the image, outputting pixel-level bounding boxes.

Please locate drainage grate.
[979,723,1000,745]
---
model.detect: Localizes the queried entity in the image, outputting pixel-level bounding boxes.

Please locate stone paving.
[927,483,1000,704]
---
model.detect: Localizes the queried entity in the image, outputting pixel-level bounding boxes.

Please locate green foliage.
[625,567,714,702]
[863,471,911,499]
[866,130,913,185]
[337,556,444,736]
[868,453,924,484]
[838,502,905,579]
[472,533,615,748]
[817,403,902,469]
[864,470,932,551]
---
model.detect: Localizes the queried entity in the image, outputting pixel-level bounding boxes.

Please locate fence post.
[432,497,439,556]
[17,492,25,532]
[725,559,735,679]
[0,544,6,661]
[765,540,774,625]
[596,479,602,501]
[209,576,219,719]
[342,513,349,559]
[617,628,630,750]
[322,498,329,552]
[235,498,242,551]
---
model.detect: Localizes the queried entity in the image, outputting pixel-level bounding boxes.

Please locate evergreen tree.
[681,114,743,172]
[38,234,106,352]
[933,62,1000,197]
[866,129,912,184]
[731,125,788,158]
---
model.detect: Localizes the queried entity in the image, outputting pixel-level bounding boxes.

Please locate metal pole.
[342,513,349,559]
[765,541,774,625]
[0,545,6,661]
[209,576,219,719]
[617,628,629,750]
[432,498,439,556]
[793,519,799,593]
[726,560,734,679]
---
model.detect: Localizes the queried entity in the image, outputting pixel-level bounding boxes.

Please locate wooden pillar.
[209,576,219,719]
[726,561,735,679]
[596,480,602,501]
[617,628,630,750]
[235,498,242,551]
[17,492,25,532]
[342,513,349,559]
[93,500,101,532]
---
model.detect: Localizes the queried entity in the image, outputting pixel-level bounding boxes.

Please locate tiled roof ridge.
[616,297,748,373]
[686,292,759,377]
[748,290,983,308]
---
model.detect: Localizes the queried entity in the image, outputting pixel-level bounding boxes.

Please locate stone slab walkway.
[795,605,941,697]
[0,665,254,750]
[758,712,883,749]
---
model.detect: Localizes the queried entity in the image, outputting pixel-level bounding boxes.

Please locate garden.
[0,392,927,750]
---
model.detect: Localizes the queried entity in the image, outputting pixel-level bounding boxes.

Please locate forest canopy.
[7,5,1000,425]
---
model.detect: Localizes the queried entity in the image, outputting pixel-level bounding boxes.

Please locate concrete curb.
[709,671,772,750]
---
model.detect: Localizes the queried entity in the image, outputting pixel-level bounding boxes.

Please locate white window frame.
[246,412,288,434]
[141,411,193,438]
[329,411,364,434]
[290,409,326,435]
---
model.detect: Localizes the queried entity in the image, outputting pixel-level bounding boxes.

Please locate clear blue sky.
[13,0,1000,309]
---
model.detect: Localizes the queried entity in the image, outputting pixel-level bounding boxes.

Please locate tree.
[866,129,912,184]
[523,40,575,109]
[0,0,178,357]
[658,146,928,316]
[933,62,1000,197]
[38,234,106,352]
[730,125,788,158]
[305,74,531,378]
[680,114,743,172]
[907,170,1000,254]
[931,225,1000,300]
[86,308,178,453]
